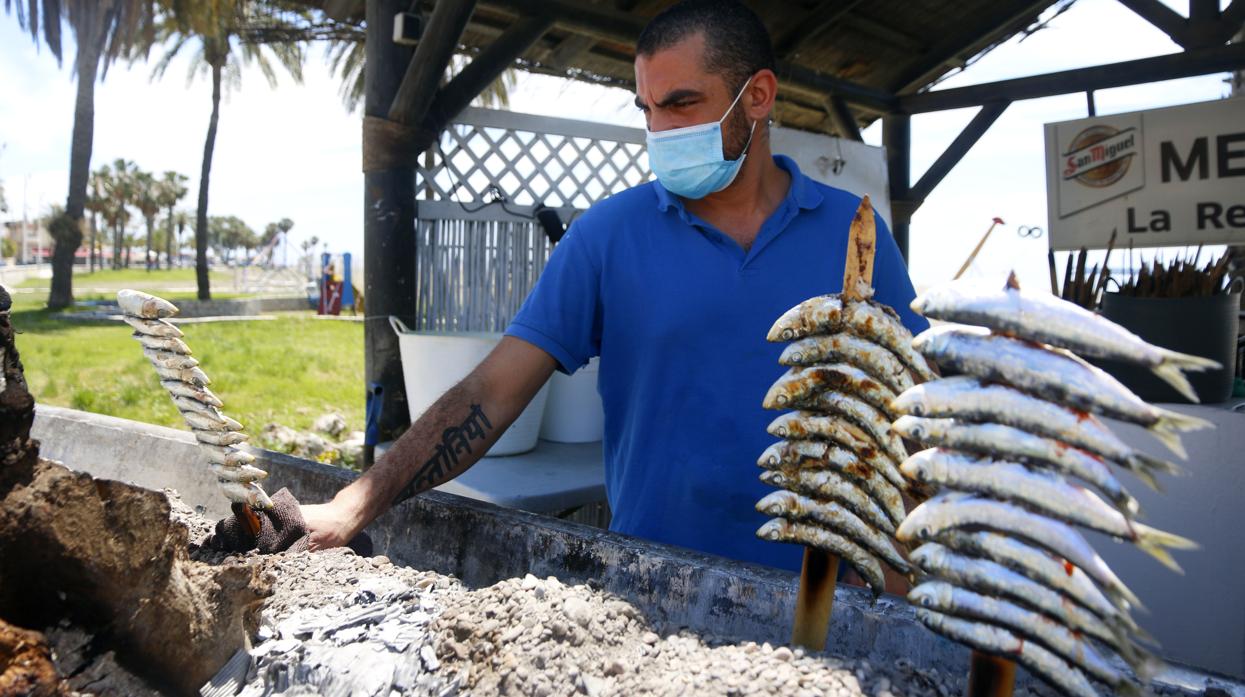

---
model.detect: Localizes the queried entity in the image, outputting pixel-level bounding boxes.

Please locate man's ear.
[745,69,778,121]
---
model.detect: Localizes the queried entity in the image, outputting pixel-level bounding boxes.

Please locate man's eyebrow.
[634,88,705,109]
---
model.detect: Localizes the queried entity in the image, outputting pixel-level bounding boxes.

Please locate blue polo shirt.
[506,156,927,572]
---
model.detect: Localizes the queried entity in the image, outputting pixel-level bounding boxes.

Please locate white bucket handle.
[389,315,413,336]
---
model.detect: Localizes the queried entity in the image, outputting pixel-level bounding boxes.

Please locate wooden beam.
[546,33,598,70]
[416,15,555,150]
[772,0,864,60]
[909,101,1009,203]
[883,114,911,261]
[388,0,478,125]
[844,14,925,53]
[898,41,1245,113]
[480,0,897,112]
[890,0,1053,94]
[363,0,418,450]
[1116,0,1191,46]
[825,94,863,141]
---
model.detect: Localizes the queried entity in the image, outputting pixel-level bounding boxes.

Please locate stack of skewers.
[117,289,272,513]
[891,274,1217,697]
[754,199,935,598]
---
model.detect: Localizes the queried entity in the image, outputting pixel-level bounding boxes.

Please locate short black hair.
[636,0,776,93]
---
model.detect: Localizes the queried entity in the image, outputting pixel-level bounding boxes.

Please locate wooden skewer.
[965,651,1016,697]
[953,217,1004,281]
[790,195,876,651]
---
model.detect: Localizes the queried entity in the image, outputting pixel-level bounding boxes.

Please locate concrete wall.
[170,296,309,317]
[1097,403,1245,678]
[30,406,1244,696]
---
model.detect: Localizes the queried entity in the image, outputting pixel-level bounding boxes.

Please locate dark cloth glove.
[202,487,372,556]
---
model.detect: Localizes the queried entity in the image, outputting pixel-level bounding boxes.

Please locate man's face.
[635,32,753,161]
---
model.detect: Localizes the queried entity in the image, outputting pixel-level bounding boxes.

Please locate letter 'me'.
[1161,137,1208,182]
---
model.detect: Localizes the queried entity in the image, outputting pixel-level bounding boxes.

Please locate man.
[303,0,927,571]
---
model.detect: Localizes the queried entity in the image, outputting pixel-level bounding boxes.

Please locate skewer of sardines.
[892,273,1214,697]
[755,204,929,598]
[117,289,273,514]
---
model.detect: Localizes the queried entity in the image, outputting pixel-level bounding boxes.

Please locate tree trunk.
[195,61,223,301]
[48,17,106,311]
[165,205,174,270]
[144,216,154,271]
[89,212,97,272]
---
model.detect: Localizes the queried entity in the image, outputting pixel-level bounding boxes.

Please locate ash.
[177,499,1053,697]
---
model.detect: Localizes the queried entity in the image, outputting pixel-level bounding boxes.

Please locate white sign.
[1044,97,1245,250]
[772,127,892,230]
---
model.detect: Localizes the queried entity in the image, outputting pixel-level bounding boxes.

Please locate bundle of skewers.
[891,273,1218,697]
[117,289,272,522]
[753,197,934,647]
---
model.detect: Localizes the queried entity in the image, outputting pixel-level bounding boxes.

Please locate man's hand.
[301,500,358,551]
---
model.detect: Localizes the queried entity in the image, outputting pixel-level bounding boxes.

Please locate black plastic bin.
[1096,290,1241,404]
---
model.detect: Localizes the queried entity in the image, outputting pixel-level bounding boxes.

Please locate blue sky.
[0,0,1236,288]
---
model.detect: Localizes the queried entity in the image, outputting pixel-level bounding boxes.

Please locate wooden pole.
[790,195,875,651]
[965,651,1016,697]
[953,217,1004,280]
[790,548,841,650]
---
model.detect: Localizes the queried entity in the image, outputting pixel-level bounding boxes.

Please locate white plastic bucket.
[540,357,604,443]
[389,316,549,456]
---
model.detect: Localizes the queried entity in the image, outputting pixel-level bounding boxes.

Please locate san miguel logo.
[1062,125,1138,188]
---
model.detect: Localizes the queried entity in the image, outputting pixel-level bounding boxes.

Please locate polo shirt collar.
[652,155,823,217]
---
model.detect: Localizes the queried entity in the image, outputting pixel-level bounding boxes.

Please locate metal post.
[1086,90,1097,116]
[883,114,912,262]
[364,0,418,455]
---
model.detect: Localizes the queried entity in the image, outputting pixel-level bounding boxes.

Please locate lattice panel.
[416,108,651,209]
[413,217,553,333]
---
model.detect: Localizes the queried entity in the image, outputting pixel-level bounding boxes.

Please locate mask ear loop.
[722,76,758,160]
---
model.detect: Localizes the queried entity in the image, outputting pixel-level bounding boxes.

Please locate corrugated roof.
[316,0,1065,135]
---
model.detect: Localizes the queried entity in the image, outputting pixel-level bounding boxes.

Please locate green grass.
[8,271,364,444]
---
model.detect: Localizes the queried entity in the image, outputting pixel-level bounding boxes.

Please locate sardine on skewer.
[123,315,184,338]
[897,493,1145,607]
[764,364,898,416]
[911,277,1220,402]
[759,437,905,493]
[891,377,1181,487]
[766,412,903,485]
[900,449,1197,570]
[803,392,908,465]
[912,325,1211,458]
[909,543,1151,652]
[778,332,915,394]
[893,415,1145,513]
[133,332,194,356]
[914,609,1102,697]
[143,348,199,370]
[936,530,1138,618]
[910,583,1145,690]
[163,380,224,408]
[759,457,906,529]
[756,490,911,575]
[755,517,886,596]
[154,364,211,387]
[120,288,271,512]
[192,430,249,446]
[766,294,934,381]
[759,469,895,534]
[117,289,178,319]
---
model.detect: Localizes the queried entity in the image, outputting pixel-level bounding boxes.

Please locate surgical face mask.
[645,78,757,200]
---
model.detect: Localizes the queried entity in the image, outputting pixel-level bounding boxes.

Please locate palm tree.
[86,168,109,272]
[157,171,188,270]
[167,209,189,267]
[101,158,138,269]
[149,2,303,300]
[132,169,161,271]
[5,0,155,309]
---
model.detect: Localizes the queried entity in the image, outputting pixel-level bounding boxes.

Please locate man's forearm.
[328,375,511,537]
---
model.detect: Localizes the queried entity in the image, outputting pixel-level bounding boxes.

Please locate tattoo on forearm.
[397,404,493,502]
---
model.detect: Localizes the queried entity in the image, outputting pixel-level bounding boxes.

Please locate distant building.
[1,219,52,264]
